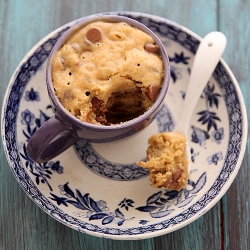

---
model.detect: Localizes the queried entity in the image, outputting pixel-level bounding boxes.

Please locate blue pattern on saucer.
[74,104,174,181]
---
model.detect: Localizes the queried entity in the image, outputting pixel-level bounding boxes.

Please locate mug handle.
[27,116,79,163]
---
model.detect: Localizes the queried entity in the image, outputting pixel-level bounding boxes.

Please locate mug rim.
[46,14,170,131]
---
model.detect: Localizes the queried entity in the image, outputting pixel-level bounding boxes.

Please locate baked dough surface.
[51,21,164,125]
[137,132,189,191]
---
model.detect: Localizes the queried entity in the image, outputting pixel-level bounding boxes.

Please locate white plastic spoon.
[174,31,227,173]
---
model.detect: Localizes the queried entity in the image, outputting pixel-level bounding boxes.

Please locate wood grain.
[219,1,250,249]
[0,0,248,249]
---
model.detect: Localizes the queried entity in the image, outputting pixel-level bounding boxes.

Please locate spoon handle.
[174,31,227,135]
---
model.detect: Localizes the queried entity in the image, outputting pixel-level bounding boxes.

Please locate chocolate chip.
[86,28,101,42]
[74,108,81,116]
[146,85,160,101]
[173,168,183,182]
[91,97,103,109]
[96,116,107,124]
[144,43,159,53]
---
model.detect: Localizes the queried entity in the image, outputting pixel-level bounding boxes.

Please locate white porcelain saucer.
[1,12,247,240]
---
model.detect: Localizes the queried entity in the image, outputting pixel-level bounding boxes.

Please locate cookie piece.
[137,132,189,191]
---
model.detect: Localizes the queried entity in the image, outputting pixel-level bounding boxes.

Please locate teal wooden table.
[0,1,249,249]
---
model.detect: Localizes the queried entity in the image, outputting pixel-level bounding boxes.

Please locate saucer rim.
[1,11,248,240]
